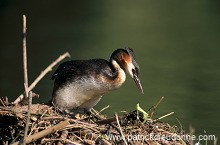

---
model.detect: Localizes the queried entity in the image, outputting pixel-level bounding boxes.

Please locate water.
[1,1,220,144]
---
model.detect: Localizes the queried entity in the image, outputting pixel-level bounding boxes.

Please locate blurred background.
[1,0,220,143]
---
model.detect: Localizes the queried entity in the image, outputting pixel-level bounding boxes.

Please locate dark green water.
[1,1,220,144]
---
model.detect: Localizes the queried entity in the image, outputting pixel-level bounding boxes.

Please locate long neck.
[108,60,126,89]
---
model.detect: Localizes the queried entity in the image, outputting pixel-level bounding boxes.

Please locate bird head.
[110,47,144,94]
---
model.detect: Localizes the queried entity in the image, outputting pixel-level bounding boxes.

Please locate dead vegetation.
[0,102,190,145]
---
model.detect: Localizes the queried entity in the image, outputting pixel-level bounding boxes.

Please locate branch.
[25,120,70,144]
[23,91,32,145]
[115,112,128,145]
[12,120,70,145]
[13,52,71,104]
[22,15,30,145]
[22,15,28,97]
[153,112,174,122]
[150,96,165,119]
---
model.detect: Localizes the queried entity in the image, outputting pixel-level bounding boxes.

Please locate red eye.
[132,69,136,74]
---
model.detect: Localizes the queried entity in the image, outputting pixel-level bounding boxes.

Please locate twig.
[0,111,11,114]
[23,91,32,145]
[22,15,30,145]
[0,97,6,107]
[115,112,128,145]
[28,109,49,136]
[57,130,68,145]
[153,112,174,122]
[150,96,165,119]
[98,105,110,114]
[13,52,71,104]
[41,138,81,145]
[22,15,28,98]
[91,108,105,120]
[0,106,18,114]
[96,116,122,124]
[176,118,183,134]
[41,116,66,120]
[12,120,70,145]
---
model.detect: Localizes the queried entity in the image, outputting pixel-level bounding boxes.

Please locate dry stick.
[22,15,30,145]
[12,120,70,145]
[42,139,80,145]
[97,105,110,114]
[13,52,71,104]
[22,15,28,97]
[0,98,6,107]
[150,96,165,119]
[176,118,183,134]
[28,109,49,136]
[96,116,122,124]
[0,111,11,114]
[153,112,174,122]
[115,112,128,145]
[23,91,32,145]
[57,130,69,145]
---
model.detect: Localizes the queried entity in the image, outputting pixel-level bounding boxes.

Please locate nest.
[0,103,190,145]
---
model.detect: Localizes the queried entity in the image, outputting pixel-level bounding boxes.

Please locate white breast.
[52,62,127,111]
[53,76,109,111]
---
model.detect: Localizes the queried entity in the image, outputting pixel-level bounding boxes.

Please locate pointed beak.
[132,71,144,94]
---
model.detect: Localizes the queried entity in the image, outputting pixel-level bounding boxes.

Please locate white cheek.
[127,63,135,78]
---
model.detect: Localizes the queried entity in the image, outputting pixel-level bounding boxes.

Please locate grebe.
[51,47,144,111]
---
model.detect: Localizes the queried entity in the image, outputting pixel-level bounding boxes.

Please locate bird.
[51,47,144,112]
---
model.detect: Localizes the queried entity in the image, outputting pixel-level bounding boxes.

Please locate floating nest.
[0,100,191,145]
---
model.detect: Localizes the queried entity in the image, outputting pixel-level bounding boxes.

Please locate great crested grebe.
[51,47,144,112]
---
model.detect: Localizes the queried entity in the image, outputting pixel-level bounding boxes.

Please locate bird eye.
[132,68,139,77]
[132,69,136,74]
